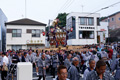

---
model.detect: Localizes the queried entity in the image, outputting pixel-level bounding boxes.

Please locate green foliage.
[56,13,68,28]
[99,16,107,21]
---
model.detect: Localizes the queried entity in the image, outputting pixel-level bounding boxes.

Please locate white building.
[0,9,7,52]
[66,12,100,45]
[97,22,109,43]
[6,18,46,51]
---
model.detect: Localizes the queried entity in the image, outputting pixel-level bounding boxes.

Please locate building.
[6,18,46,51]
[97,22,108,43]
[66,12,100,45]
[0,9,7,52]
[101,11,120,29]
[66,12,108,45]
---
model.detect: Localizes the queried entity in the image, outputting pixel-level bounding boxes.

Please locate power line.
[85,1,120,17]
[88,0,110,13]
[57,0,71,13]
[52,0,76,19]
[51,0,72,19]
[60,0,75,12]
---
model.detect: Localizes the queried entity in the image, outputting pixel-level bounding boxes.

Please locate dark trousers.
[1,71,7,80]
[82,65,86,74]
[115,78,120,80]
[38,75,46,80]
[51,67,55,78]
[46,68,49,73]
[49,65,53,75]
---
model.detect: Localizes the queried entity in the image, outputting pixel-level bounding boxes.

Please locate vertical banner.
[0,25,2,51]
[0,25,1,40]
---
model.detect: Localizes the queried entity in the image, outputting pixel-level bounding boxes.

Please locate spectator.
[1,52,8,80]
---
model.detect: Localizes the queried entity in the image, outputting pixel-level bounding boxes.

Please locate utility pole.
[81,5,84,12]
[48,20,53,31]
[107,16,110,44]
[47,19,53,48]
[25,0,27,18]
[48,20,51,32]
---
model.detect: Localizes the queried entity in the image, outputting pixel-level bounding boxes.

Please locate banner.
[0,25,1,40]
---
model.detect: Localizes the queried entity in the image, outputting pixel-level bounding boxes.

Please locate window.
[79,31,94,39]
[12,29,22,37]
[97,18,100,26]
[12,45,22,51]
[32,29,40,37]
[88,17,94,25]
[112,18,114,21]
[79,17,94,25]
[119,18,120,20]
[80,17,87,25]
[108,19,110,22]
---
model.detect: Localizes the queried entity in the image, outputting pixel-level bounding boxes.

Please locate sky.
[0,0,120,25]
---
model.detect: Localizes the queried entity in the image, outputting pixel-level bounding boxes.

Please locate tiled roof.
[5,18,46,26]
[102,11,120,20]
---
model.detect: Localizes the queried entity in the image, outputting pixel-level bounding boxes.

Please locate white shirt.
[81,53,91,65]
[112,46,114,49]
[81,53,91,60]
[3,56,9,66]
[46,54,51,59]
[90,54,99,63]
[100,51,108,58]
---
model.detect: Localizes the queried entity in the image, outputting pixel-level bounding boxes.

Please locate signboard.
[26,40,43,44]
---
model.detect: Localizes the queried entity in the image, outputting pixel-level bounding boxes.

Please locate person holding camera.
[1,52,9,80]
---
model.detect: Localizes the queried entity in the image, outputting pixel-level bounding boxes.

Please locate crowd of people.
[0,42,120,80]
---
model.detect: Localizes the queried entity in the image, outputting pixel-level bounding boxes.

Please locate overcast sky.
[0,0,120,25]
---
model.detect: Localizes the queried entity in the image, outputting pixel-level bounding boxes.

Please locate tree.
[99,16,107,21]
[56,13,68,28]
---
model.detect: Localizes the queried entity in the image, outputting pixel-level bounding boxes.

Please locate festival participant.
[38,53,49,80]
[54,65,69,80]
[83,59,95,80]
[64,53,72,70]
[34,51,40,76]
[51,51,59,78]
[111,53,120,80]
[86,60,111,80]
[68,57,80,80]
